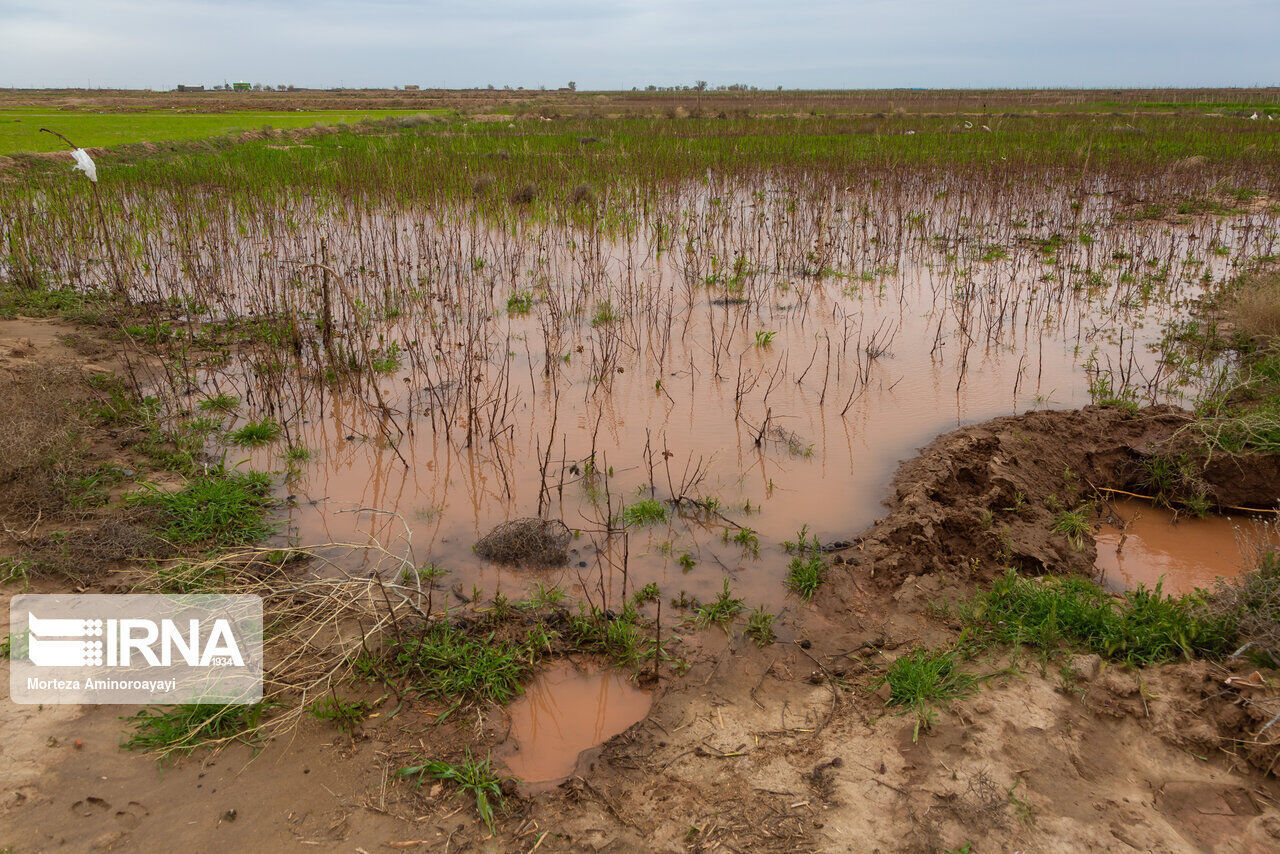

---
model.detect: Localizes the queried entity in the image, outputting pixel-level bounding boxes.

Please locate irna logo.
[27,613,245,669]
[10,594,263,705]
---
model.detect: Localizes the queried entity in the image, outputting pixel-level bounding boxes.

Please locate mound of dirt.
[820,403,1280,777]
[828,405,1280,600]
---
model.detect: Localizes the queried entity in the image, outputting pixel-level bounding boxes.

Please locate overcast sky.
[2,0,1277,91]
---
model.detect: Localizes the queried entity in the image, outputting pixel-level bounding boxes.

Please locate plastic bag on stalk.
[70,148,98,183]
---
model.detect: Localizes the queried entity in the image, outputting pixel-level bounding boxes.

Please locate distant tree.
[487,83,495,90]
[567,81,577,91]
[695,80,708,91]
[252,83,262,91]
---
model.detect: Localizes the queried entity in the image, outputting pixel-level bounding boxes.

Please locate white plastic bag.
[70,148,98,183]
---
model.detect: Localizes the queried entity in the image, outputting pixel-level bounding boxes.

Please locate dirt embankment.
[822,404,1280,768]
[5,319,1280,853]
[830,405,1280,599]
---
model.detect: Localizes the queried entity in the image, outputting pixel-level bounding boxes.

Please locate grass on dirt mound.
[878,647,979,741]
[1165,268,1280,455]
[962,571,1235,665]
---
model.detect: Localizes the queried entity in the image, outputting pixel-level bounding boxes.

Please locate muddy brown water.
[191,197,1274,608]
[1094,499,1255,594]
[106,184,1273,746]
[500,660,651,785]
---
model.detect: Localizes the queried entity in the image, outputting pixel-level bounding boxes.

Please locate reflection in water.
[155,183,1274,604]
[503,661,651,784]
[1094,499,1251,594]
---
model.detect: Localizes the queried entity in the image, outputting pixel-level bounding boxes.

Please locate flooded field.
[10,172,1276,605]
[176,189,1272,606]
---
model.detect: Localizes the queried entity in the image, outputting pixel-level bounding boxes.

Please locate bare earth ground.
[3,87,1279,117]
[4,320,1280,852]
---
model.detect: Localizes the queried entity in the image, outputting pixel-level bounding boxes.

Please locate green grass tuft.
[198,392,240,414]
[565,604,652,667]
[591,301,620,326]
[786,553,827,599]
[695,579,745,627]
[398,751,509,830]
[506,290,534,315]
[1051,506,1091,550]
[784,524,827,598]
[128,471,275,546]
[309,695,374,734]
[226,418,282,447]
[723,526,760,556]
[744,606,776,646]
[618,498,669,527]
[963,571,1233,665]
[877,647,977,741]
[632,581,661,604]
[383,622,535,705]
[122,702,267,756]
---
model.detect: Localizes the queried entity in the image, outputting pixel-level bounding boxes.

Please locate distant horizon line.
[3,85,1279,94]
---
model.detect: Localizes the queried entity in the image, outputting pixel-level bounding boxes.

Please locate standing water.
[1094,499,1252,594]
[17,174,1274,605]
[182,187,1275,605]
[501,661,651,785]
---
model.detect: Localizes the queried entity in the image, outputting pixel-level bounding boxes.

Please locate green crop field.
[0,108,447,155]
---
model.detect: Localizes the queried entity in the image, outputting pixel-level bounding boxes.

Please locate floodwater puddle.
[124,182,1274,604]
[1094,499,1250,594]
[502,661,651,785]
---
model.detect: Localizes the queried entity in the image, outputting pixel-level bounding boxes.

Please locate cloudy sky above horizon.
[1,1,1277,91]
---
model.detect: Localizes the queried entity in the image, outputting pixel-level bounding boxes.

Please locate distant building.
[176,85,205,92]
[404,84,420,91]
[232,82,251,91]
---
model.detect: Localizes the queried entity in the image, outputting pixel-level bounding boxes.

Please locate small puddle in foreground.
[503,661,651,785]
[1095,499,1248,594]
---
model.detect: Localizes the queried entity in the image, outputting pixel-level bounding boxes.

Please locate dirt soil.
[4,320,1280,853]
[5,87,1280,117]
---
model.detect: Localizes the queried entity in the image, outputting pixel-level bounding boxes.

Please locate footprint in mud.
[7,337,36,358]
[71,796,110,817]
[114,801,149,829]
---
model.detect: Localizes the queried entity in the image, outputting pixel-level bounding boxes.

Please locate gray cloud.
[1,1,1276,90]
